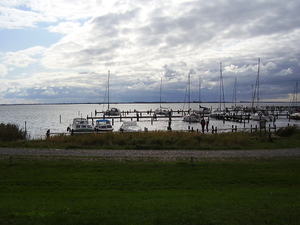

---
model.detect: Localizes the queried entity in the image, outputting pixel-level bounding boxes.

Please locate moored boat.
[67,118,94,134]
[119,121,142,132]
[103,70,121,116]
[251,110,273,121]
[183,112,201,122]
[104,107,121,116]
[194,105,211,115]
[290,112,300,120]
[94,119,114,132]
[155,106,172,117]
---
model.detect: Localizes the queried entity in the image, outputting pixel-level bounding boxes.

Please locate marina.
[0,102,298,140]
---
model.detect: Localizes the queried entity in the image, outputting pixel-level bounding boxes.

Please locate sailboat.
[289,81,299,119]
[155,77,172,116]
[210,63,227,118]
[183,73,201,122]
[251,58,273,121]
[194,77,211,115]
[103,70,121,116]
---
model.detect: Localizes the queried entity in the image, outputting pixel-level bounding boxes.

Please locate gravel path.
[1,148,300,160]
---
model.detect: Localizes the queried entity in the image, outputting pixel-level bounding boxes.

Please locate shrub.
[275,126,299,137]
[0,123,28,142]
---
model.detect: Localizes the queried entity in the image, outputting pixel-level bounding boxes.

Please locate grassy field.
[1,157,300,225]
[1,125,300,224]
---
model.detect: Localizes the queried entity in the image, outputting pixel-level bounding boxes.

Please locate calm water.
[0,102,299,139]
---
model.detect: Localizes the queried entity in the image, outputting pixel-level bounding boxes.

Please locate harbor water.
[0,102,299,140]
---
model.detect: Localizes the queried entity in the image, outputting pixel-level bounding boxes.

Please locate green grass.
[1,126,300,150]
[1,158,300,224]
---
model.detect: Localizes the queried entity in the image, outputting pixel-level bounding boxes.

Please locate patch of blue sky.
[15,4,32,12]
[0,28,62,52]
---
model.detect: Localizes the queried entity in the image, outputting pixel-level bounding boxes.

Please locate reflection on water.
[0,102,299,139]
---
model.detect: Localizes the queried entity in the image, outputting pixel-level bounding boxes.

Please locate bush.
[275,126,299,137]
[0,123,28,142]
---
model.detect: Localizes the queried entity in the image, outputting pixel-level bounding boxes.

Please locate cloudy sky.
[0,0,299,104]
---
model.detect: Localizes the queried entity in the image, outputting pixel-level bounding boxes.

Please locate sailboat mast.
[199,76,201,103]
[159,77,162,108]
[220,63,222,110]
[251,58,260,111]
[257,58,260,108]
[219,63,225,110]
[296,81,298,107]
[188,73,191,109]
[107,70,110,110]
[232,77,237,107]
[293,81,298,107]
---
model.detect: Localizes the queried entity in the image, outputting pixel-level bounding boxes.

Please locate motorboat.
[119,121,142,132]
[94,119,113,132]
[67,118,94,134]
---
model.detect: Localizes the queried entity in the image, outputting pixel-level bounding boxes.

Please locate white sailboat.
[183,73,201,122]
[194,77,211,115]
[155,77,172,117]
[104,70,121,116]
[251,58,273,121]
[210,63,227,118]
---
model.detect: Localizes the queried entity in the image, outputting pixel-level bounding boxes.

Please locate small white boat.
[210,109,227,118]
[119,121,142,132]
[94,119,113,132]
[251,110,273,121]
[183,113,201,122]
[290,112,300,120]
[194,105,211,115]
[67,118,94,134]
[155,106,172,117]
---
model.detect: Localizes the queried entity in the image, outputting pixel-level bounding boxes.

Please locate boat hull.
[183,114,201,122]
[290,112,300,120]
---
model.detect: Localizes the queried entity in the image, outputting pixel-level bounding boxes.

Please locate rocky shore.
[1,148,300,161]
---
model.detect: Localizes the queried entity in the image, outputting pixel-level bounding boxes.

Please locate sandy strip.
[1,148,300,159]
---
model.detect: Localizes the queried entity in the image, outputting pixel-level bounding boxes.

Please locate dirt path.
[1,148,300,160]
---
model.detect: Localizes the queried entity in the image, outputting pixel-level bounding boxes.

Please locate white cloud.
[276,68,293,76]
[3,46,45,67]
[0,5,45,29]
[41,87,57,96]
[263,62,277,71]
[6,86,21,93]
[47,21,82,34]
[0,64,8,77]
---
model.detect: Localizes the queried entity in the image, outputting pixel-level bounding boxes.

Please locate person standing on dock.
[200,117,206,133]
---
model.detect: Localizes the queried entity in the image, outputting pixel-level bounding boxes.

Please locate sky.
[0,0,299,104]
